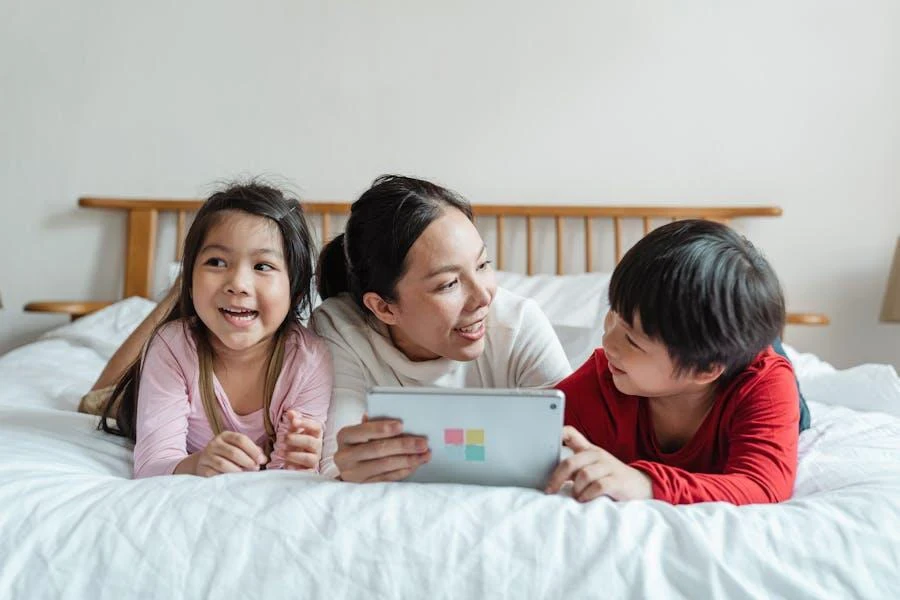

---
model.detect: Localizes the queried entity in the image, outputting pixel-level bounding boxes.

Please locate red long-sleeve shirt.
[557,347,800,505]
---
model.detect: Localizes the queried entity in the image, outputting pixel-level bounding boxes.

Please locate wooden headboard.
[24,197,828,327]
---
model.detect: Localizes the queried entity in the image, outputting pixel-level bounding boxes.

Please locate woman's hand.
[544,426,653,502]
[334,416,431,483]
[276,410,324,471]
[186,431,268,477]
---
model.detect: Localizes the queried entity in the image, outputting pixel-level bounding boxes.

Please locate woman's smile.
[454,318,486,340]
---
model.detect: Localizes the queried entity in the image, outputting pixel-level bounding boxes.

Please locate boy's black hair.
[608,219,785,385]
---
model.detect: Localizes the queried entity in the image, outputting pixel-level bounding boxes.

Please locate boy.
[545,220,800,505]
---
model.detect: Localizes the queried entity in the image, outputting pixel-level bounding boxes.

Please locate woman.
[308,175,571,481]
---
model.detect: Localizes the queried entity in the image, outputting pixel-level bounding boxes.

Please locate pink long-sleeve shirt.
[133,320,333,478]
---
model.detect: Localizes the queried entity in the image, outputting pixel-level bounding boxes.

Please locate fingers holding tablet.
[334,418,432,483]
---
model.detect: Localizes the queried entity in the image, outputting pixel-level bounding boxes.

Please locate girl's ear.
[363,292,399,325]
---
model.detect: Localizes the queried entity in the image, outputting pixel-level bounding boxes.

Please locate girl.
[100,182,333,478]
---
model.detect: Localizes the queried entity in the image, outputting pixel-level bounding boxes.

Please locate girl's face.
[374,207,497,362]
[192,212,292,356]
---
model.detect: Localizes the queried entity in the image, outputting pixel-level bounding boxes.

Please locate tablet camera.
[550,403,557,410]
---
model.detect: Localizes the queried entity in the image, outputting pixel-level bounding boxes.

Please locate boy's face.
[601,310,714,398]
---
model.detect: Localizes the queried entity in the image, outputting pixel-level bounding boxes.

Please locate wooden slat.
[526,216,534,275]
[555,216,564,275]
[786,312,830,326]
[79,198,351,214]
[77,197,785,283]
[496,216,505,271]
[175,210,186,261]
[299,202,352,215]
[24,301,115,321]
[614,217,623,262]
[59,197,829,326]
[584,217,593,272]
[470,205,782,219]
[78,197,783,220]
[124,208,158,298]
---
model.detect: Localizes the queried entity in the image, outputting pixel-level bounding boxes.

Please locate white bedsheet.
[1,304,899,598]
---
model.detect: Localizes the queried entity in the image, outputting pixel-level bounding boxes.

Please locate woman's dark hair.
[100,181,316,443]
[608,219,785,385]
[317,174,473,309]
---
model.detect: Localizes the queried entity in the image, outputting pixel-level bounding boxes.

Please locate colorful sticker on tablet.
[444,428,485,461]
[444,428,464,445]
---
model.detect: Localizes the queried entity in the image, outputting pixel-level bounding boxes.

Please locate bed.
[2,199,899,599]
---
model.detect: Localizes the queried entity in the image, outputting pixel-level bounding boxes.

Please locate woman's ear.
[363,292,399,325]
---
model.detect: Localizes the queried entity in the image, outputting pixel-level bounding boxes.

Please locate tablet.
[366,387,565,489]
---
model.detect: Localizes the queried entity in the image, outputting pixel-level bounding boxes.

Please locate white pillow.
[800,364,900,418]
[40,297,157,360]
[551,324,604,369]
[167,261,182,289]
[783,343,900,418]
[783,344,836,378]
[495,271,611,367]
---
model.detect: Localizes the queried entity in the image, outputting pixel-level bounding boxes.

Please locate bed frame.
[24,197,829,327]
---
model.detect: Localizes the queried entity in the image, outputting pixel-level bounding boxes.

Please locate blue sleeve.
[771,337,811,432]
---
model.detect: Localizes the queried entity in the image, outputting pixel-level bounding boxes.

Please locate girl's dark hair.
[100,181,316,443]
[317,174,473,309]
[608,219,785,385]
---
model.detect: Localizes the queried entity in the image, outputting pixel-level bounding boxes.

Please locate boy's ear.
[691,363,725,386]
[363,292,400,325]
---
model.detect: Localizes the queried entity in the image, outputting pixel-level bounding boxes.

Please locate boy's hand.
[544,426,653,502]
[195,431,268,477]
[276,410,324,471]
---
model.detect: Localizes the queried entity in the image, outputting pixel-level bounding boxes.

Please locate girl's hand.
[333,416,431,483]
[544,426,653,502]
[277,410,324,471]
[195,431,268,477]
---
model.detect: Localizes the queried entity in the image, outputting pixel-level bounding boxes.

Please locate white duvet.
[1,300,899,599]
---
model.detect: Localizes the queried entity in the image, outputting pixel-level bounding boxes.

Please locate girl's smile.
[218,307,260,328]
[192,211,292,354]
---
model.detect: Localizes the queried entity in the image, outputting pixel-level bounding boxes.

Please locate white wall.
[2,0,899,368]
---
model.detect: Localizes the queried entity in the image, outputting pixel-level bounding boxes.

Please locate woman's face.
[376,207,497,362]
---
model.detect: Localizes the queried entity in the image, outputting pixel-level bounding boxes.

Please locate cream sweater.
[310,288,572,478]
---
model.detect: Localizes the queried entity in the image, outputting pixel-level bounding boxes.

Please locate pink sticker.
[444,428,464,445]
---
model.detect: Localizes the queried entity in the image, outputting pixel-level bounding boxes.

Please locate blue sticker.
[444,444,465,461]
[465,445,485,462]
